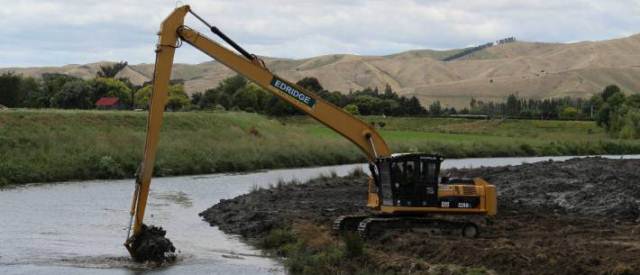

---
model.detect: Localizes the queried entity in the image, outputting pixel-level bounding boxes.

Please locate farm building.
[95,97,124,110]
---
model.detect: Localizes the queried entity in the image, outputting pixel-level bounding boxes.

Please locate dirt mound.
[200,172,370,237]
[128,224,176,263]
[200,158,640,274]
[447,157,640,221]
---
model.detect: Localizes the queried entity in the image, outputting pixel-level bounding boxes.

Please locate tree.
[296,77,324,93]
[353,96,382,115]
[383,84,396,100]
[265,95,299,116]
[378,99,398,116]
[166,85,190,111]
[343,104,360,115]
[0,72,22,107]
[97,61,128,78]
[50,80,94,109]
[232,84,260,112]
[217,93,233,110]
[135,84,190,110]
[19,76,47,108]
[134,85,152,109]
[601,85,622,101]
[559,106,578,120]
[597,91,625,130]
[429,101,442,116]
[505,94,520,116]
[191,92,204,106]
[625,94,640,109]
[198,88,221,109]
[619,108,640,139]
[407,96,426,115]
[42,73,79,108]
[219,75,247,95]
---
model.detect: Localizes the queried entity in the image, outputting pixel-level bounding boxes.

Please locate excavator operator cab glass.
[374,154,442,207]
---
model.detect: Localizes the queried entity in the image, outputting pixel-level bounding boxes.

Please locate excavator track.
[333,215,371,232]
[335,214,487,239]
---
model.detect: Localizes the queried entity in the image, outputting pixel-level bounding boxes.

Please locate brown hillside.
[2,34,639,108]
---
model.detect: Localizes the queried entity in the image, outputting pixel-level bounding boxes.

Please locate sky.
[1,0,639,67]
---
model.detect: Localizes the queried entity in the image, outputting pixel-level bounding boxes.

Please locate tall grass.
[0,109,361,185]
[1,110,639,186]
[286,116,640,158]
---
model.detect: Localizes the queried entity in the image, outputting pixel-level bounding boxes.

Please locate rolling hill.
[2,34,640,108]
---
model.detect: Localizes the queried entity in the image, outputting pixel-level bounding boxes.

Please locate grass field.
[1,109,639,185]
[283,116,640,157]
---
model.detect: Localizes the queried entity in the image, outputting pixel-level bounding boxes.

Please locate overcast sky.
[1,0,639,67]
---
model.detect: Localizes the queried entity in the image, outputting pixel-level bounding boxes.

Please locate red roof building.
[96,97,121,109]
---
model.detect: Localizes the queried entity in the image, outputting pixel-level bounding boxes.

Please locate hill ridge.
[2,33,639,108]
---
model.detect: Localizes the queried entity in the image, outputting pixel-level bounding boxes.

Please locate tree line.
[4,63,634,133]
[462,94,595,120]
[0,62,190,110]
[0,70,426,116]
[191,75,427,116]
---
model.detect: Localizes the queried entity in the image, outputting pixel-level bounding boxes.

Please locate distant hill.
[2,34,640,108]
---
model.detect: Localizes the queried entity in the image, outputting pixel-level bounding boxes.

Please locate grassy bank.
[1,109,640,185]
[260,223,491,275]
[284,116,640,157]
[0,109,360,186]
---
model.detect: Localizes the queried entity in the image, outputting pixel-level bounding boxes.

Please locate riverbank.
[2,109,640,186]
[201,157,640,274]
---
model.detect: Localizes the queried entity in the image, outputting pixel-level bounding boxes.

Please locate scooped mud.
[201,158,640,274]
[447,157,640,220]
[200,171,369,237]
[129,224,176,263]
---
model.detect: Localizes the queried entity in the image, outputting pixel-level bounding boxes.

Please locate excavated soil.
[200,158,640,274]
[128,224,176,263]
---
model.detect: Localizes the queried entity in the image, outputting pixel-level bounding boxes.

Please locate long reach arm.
[125,5,390,249]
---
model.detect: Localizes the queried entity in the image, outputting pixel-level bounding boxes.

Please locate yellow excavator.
[124,5,497,260]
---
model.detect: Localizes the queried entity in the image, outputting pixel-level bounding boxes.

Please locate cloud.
[1,0,638,66]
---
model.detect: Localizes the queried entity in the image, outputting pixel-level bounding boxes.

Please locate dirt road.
[201,158,640,274]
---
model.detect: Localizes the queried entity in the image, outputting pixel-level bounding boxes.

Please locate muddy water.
[1,155,639,274]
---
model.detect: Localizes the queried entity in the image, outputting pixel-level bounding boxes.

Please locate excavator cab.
[374,154,442,208]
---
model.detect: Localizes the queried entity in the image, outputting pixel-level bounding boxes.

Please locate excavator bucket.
[124,224,176,263]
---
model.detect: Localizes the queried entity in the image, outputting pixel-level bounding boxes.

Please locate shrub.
[342,232,364,258]
[261,228,296,251]
[519,143,536,155]
[96,155,125,178]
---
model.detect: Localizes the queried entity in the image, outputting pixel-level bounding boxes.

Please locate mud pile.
[447,157,640,221]
[200,158,640,274]
[129,225,176,263]
[200,173,369,237]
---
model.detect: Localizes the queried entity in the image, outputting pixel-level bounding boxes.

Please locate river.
[1,155,638,274]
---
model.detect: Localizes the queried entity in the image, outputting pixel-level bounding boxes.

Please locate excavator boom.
[125,5,496,259]
[125,5,390,253]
